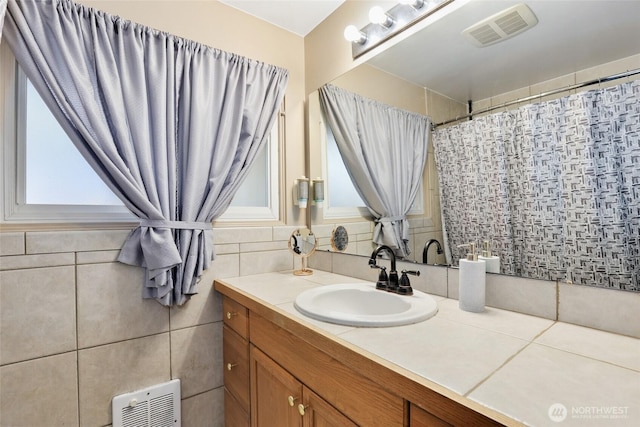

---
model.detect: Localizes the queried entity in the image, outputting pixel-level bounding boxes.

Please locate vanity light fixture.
[399,0,424,10]
[369,6,394,28]
[343,25,367,44]
[294,176,310,209]
[344,0,454,59]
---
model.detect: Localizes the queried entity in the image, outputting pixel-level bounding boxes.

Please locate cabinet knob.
[226,363,237,371]
[287,396,298,407]
[226,311,237,320]
[298,403,308,416]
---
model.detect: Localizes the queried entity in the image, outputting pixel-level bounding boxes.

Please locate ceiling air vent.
[462,3,538,47]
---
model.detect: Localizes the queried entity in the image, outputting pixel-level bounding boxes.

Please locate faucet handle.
[397,270,417,295]
[375,266,389,290]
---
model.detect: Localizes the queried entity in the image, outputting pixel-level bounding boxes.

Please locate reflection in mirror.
[422,239,443,265]
[308,64,452,264]
[330,226,349,252]
[289,228,317,276]
[434,80,640,289]
[308,0,640,292]
[319,84,430,258]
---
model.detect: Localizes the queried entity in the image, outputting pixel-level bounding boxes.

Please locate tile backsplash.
[310,251,640,338]
[2,224,638,426]
[0,225,297,427]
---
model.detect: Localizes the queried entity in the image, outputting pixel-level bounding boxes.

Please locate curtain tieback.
[139,219,213,230]
[376,216,405,224]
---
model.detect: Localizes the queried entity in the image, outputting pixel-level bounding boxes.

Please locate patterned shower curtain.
[433,79,639,291]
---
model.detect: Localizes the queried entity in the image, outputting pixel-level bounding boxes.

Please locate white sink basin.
[294,283,438,327]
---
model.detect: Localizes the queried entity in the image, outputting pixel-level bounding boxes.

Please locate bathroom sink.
[294,283,438,327]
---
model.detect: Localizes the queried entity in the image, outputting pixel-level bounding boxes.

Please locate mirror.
[308,0,640,286]
[330,225,349,252]
[289,228,317,275]
[308,62,455,265]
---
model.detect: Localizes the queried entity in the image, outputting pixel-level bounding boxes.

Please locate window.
[322,123,423,219]
[217,118,281,222]
[323,123,368,219]
[1,45,280,223]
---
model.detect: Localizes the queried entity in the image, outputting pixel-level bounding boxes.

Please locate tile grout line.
[462,320,556,398]
[463,341,533,398]
[75,253,81,426]
[556,280,560,321]
[531,339,640,374]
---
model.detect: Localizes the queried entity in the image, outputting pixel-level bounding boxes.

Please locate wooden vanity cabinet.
[218,291,504,427]
[251,346,303,426]
[302,387,359,427]
[222,298,250,427]
[410,404,453,427]
[251,346,357,427]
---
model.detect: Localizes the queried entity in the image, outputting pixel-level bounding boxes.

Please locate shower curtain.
[433,79,639,290]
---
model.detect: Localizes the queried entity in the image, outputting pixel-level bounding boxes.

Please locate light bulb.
[369,6,394,28]
[343,25,367,44]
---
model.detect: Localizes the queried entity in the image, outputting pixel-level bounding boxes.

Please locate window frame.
[1,44,282,224]
[321,120,424,221]
[216,114,282,222]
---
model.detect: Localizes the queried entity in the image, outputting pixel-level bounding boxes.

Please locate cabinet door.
[223,325,250,412]
[251,346,303,427]
[301,386,358,427]
[410,403,452,427]
[225,389,250,427]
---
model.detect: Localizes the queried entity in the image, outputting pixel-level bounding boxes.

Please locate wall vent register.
[112,379,181,427]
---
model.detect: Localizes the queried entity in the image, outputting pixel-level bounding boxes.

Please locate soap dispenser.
[478,240,500,274]
[458,242,486,313]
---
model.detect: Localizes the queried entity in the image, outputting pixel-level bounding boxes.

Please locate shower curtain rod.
[432,68,640,129]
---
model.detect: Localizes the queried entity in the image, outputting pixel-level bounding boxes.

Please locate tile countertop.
[214,271,640,427]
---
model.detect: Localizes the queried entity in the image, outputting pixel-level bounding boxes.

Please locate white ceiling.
[218,0,346,36]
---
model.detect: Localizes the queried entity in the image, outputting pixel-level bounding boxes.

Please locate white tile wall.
[0,232,25,255]
[0,352,79,426]
[78,333,171,426]
[0,225,300,426]
[0,266,77,365]
[559,283,640,338]
[170,323,223,399]
[76,262,169,348]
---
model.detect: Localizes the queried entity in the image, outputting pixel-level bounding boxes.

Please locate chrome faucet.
[369,245,419,295]
[422,239,443,264]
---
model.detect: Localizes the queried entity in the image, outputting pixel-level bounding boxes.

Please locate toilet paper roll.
[478,255,500,274]
[459,259,486,313]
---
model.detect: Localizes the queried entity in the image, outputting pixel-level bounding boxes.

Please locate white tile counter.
[216,271,640,426]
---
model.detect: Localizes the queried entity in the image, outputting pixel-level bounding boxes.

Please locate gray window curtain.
[3,0,289,305]
[433,79,640,290]
[319,84,430,257]
[0,0,6,43]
